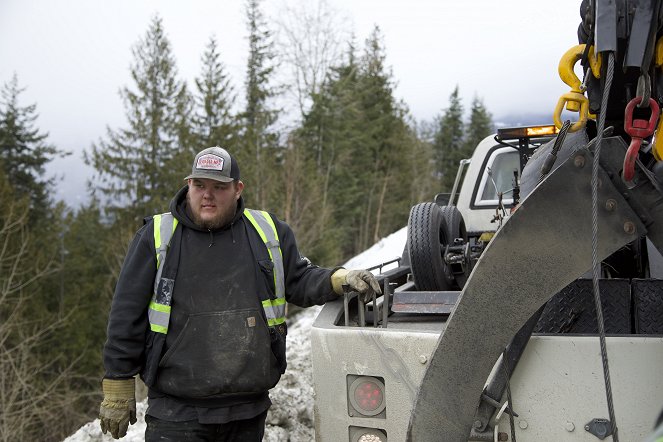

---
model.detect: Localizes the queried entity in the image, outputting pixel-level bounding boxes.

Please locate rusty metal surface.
[407,147,645,441]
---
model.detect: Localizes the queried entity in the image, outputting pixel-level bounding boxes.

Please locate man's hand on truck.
[331,268,382,302]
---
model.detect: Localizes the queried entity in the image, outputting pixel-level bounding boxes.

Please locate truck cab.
[310,125,663,442]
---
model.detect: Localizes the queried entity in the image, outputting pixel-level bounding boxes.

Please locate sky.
[0,0,581,206]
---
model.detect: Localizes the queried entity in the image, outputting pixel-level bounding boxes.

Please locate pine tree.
[298,29,427,262]
[433,86,465,191]
[240,0,280,209]
[85,15,191,223]
[0,74,66,219]
[463,95,493,154]
[193,36,239,151]
[355,26,406,249]
[405,118,438,204]
[299,43,368,263]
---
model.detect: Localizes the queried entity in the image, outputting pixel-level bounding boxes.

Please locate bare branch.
[273,0,351,118]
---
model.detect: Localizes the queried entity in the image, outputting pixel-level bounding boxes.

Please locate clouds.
[0,0,582,204]
[1,0,581,129]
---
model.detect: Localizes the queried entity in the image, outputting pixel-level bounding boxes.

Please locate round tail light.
[349,376,386,416]
[351,427,387,442]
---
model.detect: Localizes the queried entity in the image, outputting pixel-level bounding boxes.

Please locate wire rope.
[591,50,619,442]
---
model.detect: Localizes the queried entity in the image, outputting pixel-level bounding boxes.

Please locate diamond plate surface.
[633,279,663,334]
[534,279,631,334]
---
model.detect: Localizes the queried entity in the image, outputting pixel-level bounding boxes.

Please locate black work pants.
[145,411,267,442]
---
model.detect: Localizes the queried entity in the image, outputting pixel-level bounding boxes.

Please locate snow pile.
[63,402,147,442]
[343,227,406,269]
[64,227,407,442]
[263,307,320,441]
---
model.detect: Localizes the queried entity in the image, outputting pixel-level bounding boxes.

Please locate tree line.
[0,1,494,440]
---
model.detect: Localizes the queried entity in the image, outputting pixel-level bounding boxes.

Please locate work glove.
[99,378,137,439]
[331,268,382,302]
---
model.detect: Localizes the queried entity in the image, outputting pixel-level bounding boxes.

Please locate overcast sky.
[0,0,581,206]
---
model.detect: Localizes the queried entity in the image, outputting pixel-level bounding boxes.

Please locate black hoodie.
[103,185,339,409]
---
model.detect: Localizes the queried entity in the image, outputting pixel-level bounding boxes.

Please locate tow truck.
[311,1,663,441]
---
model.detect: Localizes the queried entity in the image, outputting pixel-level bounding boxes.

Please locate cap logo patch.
[196,154,224,171]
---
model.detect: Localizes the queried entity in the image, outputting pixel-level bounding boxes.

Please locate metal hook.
[637,72,652,108]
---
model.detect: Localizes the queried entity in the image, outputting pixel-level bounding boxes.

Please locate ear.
[235,180,244,199]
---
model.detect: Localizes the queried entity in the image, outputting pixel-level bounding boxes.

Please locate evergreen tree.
[463,95,493,154]
[240,0,280,209]
[433,86,465,190]
[193,36,239,151]
[85,15,191,223]
[298,44,367,263]
[405,118,438,204]
[354,26,411,250]
[307,40,362,170]
[56,202,111,378]
[299,29,429,262]
[0,74,66,219]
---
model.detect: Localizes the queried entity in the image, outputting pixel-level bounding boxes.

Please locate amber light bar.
[497,125,559,140]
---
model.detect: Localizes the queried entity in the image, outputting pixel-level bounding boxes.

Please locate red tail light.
[348,376,386,417]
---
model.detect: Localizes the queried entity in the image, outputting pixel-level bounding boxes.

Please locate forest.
[0,1,493,440]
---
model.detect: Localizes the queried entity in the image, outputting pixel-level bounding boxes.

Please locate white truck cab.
[453,125,559,234]
[310,125,663,442]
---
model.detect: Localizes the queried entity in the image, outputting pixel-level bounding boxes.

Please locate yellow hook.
[553,91,589,132]
[653,37,663,161]
[587,45,602,79]
[554,44,597,132]
[656,36,663,68]
[559,44,601,93]
[653,122,663,161]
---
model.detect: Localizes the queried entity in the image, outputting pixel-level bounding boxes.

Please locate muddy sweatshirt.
[102,186,339,416]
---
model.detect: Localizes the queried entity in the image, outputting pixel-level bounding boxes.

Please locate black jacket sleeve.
[103,222,157,379]
[274,216,340,307]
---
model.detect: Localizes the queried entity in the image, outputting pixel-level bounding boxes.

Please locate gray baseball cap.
[184,147,240,183]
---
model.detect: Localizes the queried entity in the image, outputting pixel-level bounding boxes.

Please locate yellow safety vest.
[148,209,286,334]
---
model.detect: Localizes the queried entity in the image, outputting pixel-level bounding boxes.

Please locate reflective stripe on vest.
[148,210,286,333]
[244,209,286,326]
[148,213,178,334]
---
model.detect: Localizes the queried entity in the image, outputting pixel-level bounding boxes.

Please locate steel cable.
[539,119,572,184]
[591,51,619,442]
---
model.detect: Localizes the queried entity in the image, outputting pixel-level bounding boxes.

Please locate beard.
[186,193,237,230]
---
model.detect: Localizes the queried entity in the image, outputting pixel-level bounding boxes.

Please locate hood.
[169,185,245,232]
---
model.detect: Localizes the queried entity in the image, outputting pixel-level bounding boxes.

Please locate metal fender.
[406,146,644,441]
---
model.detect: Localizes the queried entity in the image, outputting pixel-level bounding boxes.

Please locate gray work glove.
[331,268,382,301]
[99,378,137,439]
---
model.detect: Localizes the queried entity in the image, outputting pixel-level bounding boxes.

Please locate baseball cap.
[184,146,240,183]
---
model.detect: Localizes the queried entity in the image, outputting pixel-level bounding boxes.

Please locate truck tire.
[407,203,466,291]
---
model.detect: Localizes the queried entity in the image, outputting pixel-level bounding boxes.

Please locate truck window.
[474,147,520,206]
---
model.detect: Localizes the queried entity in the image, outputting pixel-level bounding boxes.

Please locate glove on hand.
[99,378,137,439]
[331,268,382,301]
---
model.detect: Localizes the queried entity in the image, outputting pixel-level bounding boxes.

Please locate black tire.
[407,203,467,291]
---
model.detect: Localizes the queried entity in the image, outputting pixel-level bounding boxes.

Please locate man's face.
[186,178,244,229]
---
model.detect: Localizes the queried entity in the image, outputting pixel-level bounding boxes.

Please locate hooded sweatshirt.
[103,185,339,417]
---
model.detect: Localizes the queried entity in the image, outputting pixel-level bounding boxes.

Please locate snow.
[343,226,407,270]
[64,227,407,442]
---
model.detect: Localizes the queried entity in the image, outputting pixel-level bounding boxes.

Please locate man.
[100,146,380,441]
